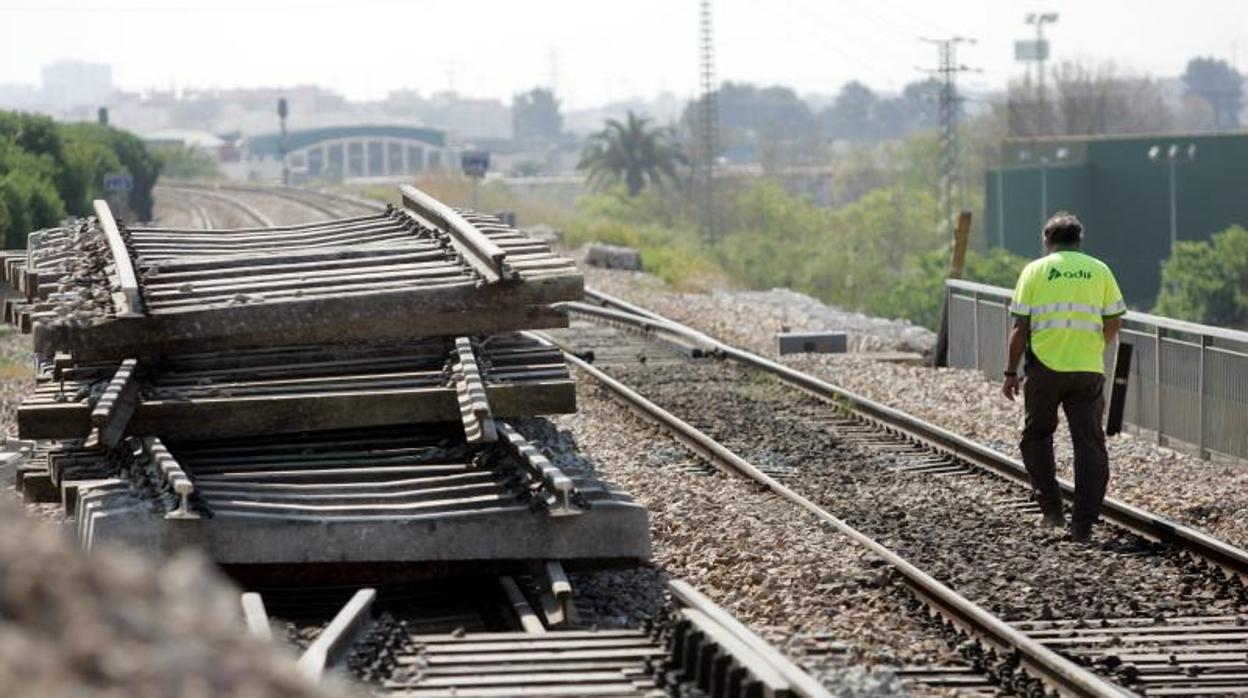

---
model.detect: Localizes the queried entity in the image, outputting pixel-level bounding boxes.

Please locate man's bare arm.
[1002,316,1029,401]
[1103,315,1122,344]
[1006,316,1029,373]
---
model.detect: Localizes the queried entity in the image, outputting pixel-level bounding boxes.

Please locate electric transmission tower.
[921,37,977,234]
[698,0,720,243]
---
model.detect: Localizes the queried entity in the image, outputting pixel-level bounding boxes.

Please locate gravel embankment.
[587,267,935,354]
[519,393,964,696]
[584,266,1248,550]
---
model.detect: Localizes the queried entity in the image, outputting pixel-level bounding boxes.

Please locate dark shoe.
[1039,511,1066,528]
[1069,527,1092,544]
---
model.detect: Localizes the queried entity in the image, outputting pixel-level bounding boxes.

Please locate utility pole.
[277,97,289,186]
[698,0,720,243]
[921,37,977,235]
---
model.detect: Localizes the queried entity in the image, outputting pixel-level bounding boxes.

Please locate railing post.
[1198,334,1207,459]
[1155,324,1164,446]
[971,289,980,374]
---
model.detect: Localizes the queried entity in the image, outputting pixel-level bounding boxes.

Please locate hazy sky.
[1,0,1245,108]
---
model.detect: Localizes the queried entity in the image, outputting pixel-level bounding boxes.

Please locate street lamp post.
[1018,145,1067,228]
[1040,155,1048,223]
[1148,143,1197,252]
[1023,12,1059,135]
[277,98,289,186]
[995,167,1006,248]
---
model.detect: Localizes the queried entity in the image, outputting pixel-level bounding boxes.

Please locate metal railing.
[946,279,1248,462]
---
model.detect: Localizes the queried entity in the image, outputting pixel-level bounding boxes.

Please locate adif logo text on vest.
[1046,267,1093,282]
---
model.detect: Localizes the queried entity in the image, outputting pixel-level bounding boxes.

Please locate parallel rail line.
[574,289,1248,581]
[550,289,1248,697]
[538,329,1123,697]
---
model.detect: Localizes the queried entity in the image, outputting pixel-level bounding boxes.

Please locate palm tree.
[578,112,687,196]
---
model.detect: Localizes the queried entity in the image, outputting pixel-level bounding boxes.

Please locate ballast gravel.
[518,392,962,696]
[583,266,1248,551]
[584,266,935,354]
[591,353,1247,624]
[0,500,332,698]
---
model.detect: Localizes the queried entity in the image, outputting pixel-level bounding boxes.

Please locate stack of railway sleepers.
[5,187,649,573]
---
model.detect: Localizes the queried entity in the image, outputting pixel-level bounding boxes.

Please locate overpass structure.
[242,125,456,183]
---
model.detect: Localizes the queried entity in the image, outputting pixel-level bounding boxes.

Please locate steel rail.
[93,200,144,317]
[534,332,1126,698]
[158,185,274,227]
[154,189,215,229]
[399,184,510,283]
[668,580,833,698]
[576,287,1248,582]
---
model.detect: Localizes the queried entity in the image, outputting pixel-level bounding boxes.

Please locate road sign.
[1014,39,1050,62]
[103,172,133,191]
[461,151,490,178]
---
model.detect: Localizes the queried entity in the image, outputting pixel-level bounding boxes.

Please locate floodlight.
[1168,144,1179,158]
[1148,145,1160,160]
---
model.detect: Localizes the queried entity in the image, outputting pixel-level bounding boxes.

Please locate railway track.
[158,183,276,227]
[2,183,843,697]
[242,576,831,696]
[544,290,1248,696]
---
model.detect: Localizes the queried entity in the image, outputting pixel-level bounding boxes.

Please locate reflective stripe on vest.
[1031,318,1103,333]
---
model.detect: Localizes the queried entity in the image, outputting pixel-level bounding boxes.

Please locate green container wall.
[985,133,1248,308]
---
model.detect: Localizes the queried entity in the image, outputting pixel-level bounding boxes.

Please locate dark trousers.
[1020,360,1109,533]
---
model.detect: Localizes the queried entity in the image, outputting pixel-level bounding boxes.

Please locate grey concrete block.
[585,244,642,271]
[777,332,848,355]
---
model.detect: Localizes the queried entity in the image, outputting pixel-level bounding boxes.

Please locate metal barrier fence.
[946,279,1248,462]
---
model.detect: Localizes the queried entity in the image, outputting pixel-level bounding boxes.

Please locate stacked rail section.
[4,187,649,569]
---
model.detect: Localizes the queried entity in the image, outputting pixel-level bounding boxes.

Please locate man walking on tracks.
[1002,212,1126,543]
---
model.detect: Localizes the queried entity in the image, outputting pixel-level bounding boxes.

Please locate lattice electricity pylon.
[698,0,720,243]
[920,37,977,234]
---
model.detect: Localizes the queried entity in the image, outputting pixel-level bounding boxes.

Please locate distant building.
[241,124,454,183]
[42,60,112,109]
[985,132,1248,307]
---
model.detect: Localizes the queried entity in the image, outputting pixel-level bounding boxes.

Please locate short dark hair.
[1043,212,1083,246]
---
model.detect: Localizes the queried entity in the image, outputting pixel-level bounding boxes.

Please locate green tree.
[578,112,687,197]
[151,143,222,180]
[513,88,563,141]
[871,247,1029,329]
[1154,225,1248,327]
[0,110,162,243]
[0,139,66,247]
[60,123,162,220]
[820,81,878,142]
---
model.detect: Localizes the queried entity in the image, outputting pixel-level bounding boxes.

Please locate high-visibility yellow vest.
[1009,250,1126,373]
